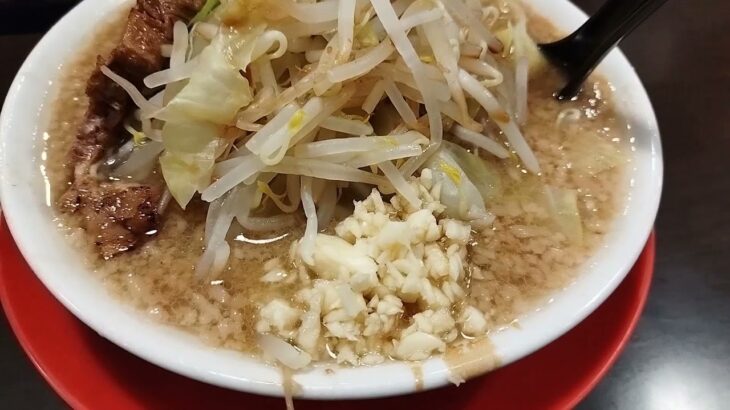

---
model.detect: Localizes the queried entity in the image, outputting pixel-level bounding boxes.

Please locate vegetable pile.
[102,0,547,278]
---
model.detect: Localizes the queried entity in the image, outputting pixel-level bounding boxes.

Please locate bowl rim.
[0,0,662,400]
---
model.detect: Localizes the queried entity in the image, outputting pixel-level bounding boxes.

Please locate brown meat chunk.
[63,181,163,257]
[61,0,204,258]
[74,0,203,165]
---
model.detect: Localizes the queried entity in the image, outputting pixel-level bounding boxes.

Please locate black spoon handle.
[541,0,669,99]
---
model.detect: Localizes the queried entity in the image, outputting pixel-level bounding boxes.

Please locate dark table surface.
[1,0,729,409]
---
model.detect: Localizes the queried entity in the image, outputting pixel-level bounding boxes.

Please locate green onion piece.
[190,0,221,25]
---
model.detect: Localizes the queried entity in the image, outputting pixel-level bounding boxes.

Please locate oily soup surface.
[45,8,628,367]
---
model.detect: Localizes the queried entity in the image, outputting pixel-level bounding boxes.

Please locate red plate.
[0,219,654,410]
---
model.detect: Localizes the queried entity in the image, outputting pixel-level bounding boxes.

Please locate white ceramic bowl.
[0,0,662,400]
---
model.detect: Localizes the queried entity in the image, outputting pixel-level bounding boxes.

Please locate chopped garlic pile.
[256,169,488,367]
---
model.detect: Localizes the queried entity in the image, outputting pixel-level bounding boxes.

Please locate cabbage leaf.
[423,147,487,220]
[159,121,221,208]
[442,141,503,203]
[564,133,625,176]
[156,29,260,125]
[546,186,583,245]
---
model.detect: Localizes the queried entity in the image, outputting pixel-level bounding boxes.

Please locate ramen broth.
[44,5,628,363]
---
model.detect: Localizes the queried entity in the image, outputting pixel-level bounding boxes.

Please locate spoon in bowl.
[539,0,669,100]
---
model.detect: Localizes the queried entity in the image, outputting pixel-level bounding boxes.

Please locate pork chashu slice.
[60,0,204,258]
